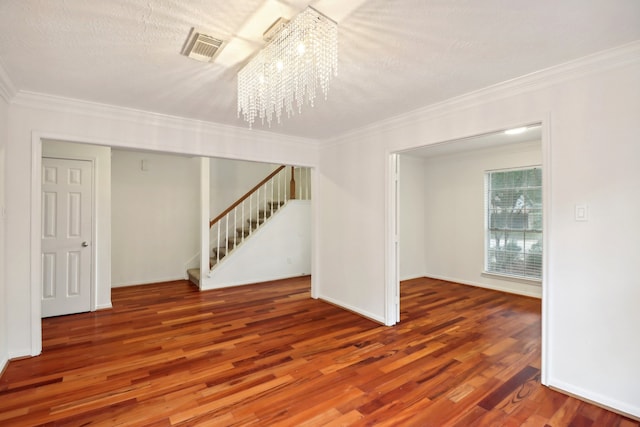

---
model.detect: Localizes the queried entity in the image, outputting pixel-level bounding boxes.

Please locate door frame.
[385,117,551,386]
[30,134,101,355]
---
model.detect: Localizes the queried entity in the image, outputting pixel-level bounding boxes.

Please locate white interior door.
[41,157,93,317]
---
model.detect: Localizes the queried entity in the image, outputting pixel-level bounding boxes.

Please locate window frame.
[484,165,543,282]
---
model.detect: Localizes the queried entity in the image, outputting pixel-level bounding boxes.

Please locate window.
[485,167,542,280]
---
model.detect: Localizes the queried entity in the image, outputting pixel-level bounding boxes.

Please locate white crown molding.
[0,59,17,102]
[329,40,640,144]
[11,90,323,149]
[8,39,640,148]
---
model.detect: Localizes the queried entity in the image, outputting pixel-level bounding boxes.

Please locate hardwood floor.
[0,277,637,426]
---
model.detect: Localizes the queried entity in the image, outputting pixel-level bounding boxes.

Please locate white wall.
[317,43,640,417]
[399,155,426,280]
[111,150,200,287]
[5,93,318,358]
[42,140,112,309]
[416,140,542,297]
[210,158,278,218]
[202,200,311,289]
[0,92,8,373]
[317,139,387,323]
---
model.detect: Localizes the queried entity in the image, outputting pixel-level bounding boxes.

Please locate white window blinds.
[485,167,542,280]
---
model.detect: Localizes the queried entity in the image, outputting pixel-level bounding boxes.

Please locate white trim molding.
[30,133,43,356]
[318,294,386,325]
[540,112,552,387]
[11,91,322,151]
[385,151,400,326]
[0,356,7,377]
[549,379,640,421]
[330,40,640,145]
[420,274,542,299]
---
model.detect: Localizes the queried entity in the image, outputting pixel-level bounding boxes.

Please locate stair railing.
[209,165,287,265]
[208,165,312,267]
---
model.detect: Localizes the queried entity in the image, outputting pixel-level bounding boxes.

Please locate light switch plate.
[575,204,588,221]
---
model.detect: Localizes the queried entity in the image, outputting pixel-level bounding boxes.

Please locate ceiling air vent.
[182,28,225,62]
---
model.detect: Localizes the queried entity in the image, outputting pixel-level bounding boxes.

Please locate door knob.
[82,241,89,247]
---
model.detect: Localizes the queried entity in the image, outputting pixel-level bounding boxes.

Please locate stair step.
[248,218,266,226]
[257,209,275,218]
[193,200,288,280]
[212,239,236,251]
[212,247,227,258]
[226,236,243,245]
[205,200,287,273]
[211,233,248,259]
[236,227,250,237]
[187,268,200,286]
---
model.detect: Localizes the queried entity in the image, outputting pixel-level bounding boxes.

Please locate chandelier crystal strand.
[237,7,338,128]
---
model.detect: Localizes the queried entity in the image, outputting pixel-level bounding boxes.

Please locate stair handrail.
[209,165,286,228]
[207,164,311,269]
[208,165,292,267]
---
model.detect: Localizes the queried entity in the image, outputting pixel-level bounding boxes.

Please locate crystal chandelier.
[237,6,338,128]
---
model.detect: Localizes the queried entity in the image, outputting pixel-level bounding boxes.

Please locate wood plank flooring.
[0,276,637,426]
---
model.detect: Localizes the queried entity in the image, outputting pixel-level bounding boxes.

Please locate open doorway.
[31,137,315,356]
[389,122,549,384]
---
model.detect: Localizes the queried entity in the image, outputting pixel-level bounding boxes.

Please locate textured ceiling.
[405,125,542,159]
[0,0,639,139]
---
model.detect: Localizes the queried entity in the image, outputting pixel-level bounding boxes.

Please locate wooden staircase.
[187,201,285,286]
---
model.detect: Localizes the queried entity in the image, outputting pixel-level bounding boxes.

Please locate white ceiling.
[0,0,639,140]
[404,124,542,158]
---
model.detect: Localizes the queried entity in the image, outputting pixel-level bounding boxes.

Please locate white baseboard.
[421,274,542,299]
[549,377,640,421]
[200,273,311,291]
[317,294,386,325]
[0,354,8,377]
[399,274,426,281]
[8,347,33,359]
[111,276,187,288]
[95,303,113,310]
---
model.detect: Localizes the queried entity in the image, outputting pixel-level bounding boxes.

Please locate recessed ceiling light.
[504,127,528,135]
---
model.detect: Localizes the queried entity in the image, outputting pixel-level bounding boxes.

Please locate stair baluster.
[241,202,245,243]
[216,218,221,264]
[201,165,313,278]
[263,184,267,223]
[225,215,229,259]
[249,192,252,237]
